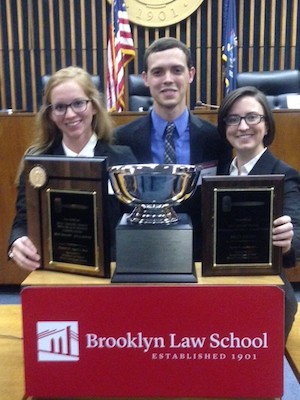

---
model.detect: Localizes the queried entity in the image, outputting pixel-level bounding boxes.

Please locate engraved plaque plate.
[201,175,284,276]
[48,189,98,271]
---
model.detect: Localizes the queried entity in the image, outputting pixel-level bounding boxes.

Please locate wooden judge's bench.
[1,109,300,284]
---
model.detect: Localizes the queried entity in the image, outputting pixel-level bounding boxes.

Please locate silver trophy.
[109,164,200,224]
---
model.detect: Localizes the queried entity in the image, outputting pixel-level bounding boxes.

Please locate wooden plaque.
[25,155,110,278]
[201,175,284,276]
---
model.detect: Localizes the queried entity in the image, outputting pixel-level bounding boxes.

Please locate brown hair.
[143,37,193,72]
[218,86,275,147]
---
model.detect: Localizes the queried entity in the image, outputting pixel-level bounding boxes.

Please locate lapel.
[50,143,65,155]
[133,114,154,162]
[189,113,205,164]
[94,140,109,157]
[249,150,277,175]
[50,139,108,157]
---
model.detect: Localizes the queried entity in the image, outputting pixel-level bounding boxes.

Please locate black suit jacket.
[245,150,300,338]
[219,149,300,266]
[114,112,232,260]
[114,112,232,167]
[8,141,137,256]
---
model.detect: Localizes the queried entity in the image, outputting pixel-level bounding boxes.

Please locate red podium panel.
[22,285,284,398]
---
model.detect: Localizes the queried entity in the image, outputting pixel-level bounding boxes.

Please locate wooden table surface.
[21,263,284,287]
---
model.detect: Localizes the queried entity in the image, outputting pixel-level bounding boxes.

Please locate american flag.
[106,0,135,112]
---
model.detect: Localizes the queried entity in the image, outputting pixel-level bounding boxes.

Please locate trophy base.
[113,213,197,283]
[128,204,179,224]
[111,267,197,283]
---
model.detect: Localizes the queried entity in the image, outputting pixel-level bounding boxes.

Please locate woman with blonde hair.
[8,66,136,271]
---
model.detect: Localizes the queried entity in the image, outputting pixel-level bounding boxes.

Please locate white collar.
[229,148,267,176]
[62,133,97,157]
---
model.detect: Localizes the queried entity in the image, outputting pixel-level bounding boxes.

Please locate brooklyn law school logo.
[37,321,79,362]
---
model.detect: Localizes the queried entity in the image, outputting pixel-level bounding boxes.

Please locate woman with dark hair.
[218,85,300,340]
[8,66,136,271]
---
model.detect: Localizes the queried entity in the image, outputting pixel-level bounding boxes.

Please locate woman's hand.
[272,215,294,254]
[9,236,41,271]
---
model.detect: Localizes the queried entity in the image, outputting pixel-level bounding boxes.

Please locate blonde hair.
[27,66,113,155]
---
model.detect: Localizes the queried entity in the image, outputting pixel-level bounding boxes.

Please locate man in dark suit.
[114,37,232,260]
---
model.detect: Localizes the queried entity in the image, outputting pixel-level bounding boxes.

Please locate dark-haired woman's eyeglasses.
[224,112,265,126]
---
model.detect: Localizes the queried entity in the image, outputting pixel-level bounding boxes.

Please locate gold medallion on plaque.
[108,1,204,28]
[29,165,47,188]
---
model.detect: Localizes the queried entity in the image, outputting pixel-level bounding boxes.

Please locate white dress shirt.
[62,133,97,157]
[229,148,267,176]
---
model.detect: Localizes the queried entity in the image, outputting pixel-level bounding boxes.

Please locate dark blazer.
[251,151,300,340]
[114,112,232,167]
[219,149,300,340]
[219,149,300,265]
[8,141,137,254]
[252,151,300,260]
[114,112,232,261]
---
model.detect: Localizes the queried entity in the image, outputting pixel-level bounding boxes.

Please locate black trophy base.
[113,213,197,283]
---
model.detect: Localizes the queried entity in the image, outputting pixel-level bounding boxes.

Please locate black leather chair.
[41,74,101,90]
[128,74,153,111]
[236,70,300,109]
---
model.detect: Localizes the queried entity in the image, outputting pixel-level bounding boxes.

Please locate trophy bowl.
[109,164,200,224]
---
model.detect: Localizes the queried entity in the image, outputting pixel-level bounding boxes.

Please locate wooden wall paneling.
[290,0,298,66]
[259,1,266,70]
[198,4,204,104]
[6,0,16,109]
[102,0,108,90]
[0,115,35,284]
[70,0,76,66]
[175,21,181,39]
[237,0,244,73]
[193,7,201,106]
[28,0,37,112]
[248,0,255,71]
[48,0,56,71]
[186,18,191,108]
[16,1,26,111]
[269,0,276,69]
[205,0,212,107]
[81,2,87,71]
[58,0,66,67]
[36,0,45,75]
[143,27,149,50]
[216,0,223,106]
[80,0,86,70]
[91,0,97,73]
[0,2,4,110]
[1,1,300,112]
[132,24,139,72]
[195,7,201,106]
[280,0,287,70]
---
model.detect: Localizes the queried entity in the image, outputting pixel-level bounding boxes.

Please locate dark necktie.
[164,122,176,164]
